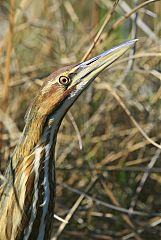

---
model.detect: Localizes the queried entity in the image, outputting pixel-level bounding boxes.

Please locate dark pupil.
[62,78,67,83]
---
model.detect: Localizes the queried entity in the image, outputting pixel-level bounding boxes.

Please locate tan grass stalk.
[2,0,15,111]
[81,0,119,62]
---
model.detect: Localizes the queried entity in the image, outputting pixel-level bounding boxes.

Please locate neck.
[0,112,60,240]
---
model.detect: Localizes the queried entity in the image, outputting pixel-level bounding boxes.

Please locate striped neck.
[0,112,61,240]
[21,117,57,239]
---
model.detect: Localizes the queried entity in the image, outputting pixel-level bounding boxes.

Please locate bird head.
[26,40,137,125]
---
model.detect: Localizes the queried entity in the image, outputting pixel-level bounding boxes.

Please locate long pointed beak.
[71,39,138,89]
[48,40,138,127]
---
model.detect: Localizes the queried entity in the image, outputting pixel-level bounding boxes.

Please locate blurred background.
[0,0,161,239]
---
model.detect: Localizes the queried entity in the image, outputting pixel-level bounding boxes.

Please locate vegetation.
[0,0,161,239]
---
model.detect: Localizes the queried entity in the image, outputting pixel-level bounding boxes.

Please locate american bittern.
[0,40,137,240]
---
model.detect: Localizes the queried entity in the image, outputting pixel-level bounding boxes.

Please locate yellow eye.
[59,76,71,86]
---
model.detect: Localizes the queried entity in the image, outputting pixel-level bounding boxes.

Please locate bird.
[0,40,137,240]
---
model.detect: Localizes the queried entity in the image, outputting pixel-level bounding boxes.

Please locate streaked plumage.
[0,40,137,240]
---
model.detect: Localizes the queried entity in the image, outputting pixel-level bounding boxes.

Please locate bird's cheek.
[37,90,65,117]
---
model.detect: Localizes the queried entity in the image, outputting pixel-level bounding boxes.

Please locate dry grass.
[0,0,161,239]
